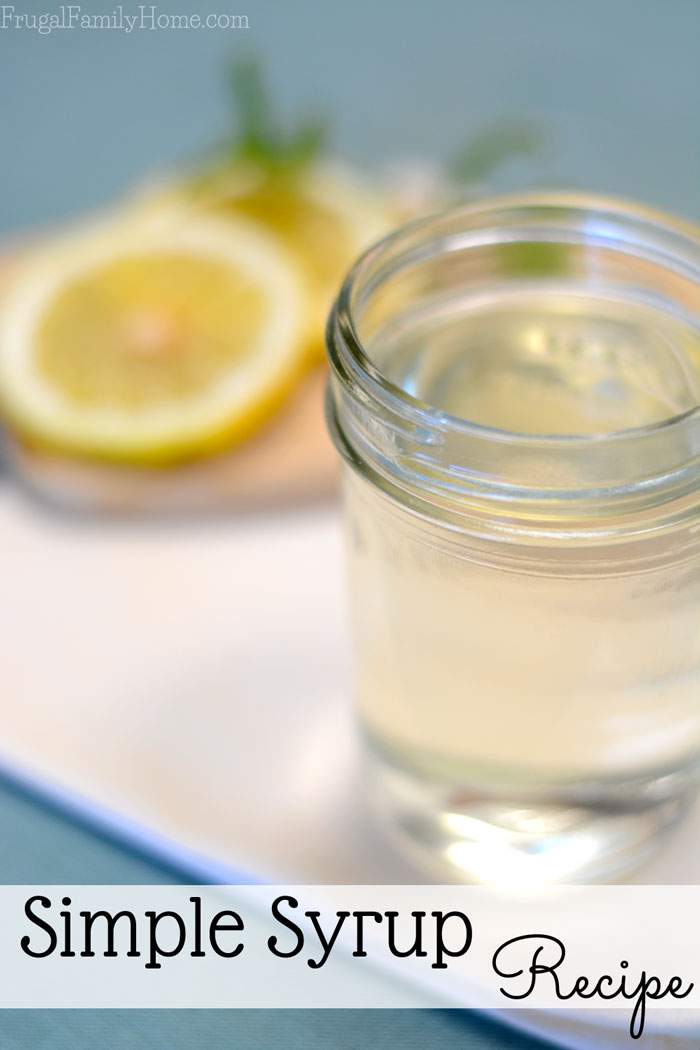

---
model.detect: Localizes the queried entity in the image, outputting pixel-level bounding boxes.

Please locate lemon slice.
[0,208,306,464]
[218,163,393,357]
[137,161,395,361]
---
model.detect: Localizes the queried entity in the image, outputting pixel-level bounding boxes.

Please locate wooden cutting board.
[9,365,338,515]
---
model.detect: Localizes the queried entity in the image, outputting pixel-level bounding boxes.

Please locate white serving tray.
[2,486,699,1047]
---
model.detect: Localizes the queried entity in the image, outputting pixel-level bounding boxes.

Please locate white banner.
[1,884,700,1040]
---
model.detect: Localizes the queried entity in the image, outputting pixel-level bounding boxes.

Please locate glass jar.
[326,192,700,884]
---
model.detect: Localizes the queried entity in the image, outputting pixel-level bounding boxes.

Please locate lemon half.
[136,161,394,361]
[0,209,305,464]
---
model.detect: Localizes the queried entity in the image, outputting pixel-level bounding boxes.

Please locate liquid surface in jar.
[370,286,700,435]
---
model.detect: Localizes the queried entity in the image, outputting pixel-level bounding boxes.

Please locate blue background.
[1,0,700,236]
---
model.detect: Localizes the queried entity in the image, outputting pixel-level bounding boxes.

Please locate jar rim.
[331,190,700,450]
[326,191,700,534]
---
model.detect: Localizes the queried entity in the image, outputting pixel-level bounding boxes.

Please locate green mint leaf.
[221,55,327,176]
[226,54,276,153]
[450,120,544,184]
[283,117,328,171]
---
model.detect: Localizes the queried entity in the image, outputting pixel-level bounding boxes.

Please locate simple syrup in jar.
[327,195,700,884]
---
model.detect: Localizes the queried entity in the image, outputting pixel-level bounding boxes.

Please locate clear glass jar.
[326,192,700,884]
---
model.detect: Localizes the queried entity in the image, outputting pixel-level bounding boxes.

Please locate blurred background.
[2,0,700,237]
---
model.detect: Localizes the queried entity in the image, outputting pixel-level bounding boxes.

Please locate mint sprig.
[222,56,328,176]
[450,119,543,185]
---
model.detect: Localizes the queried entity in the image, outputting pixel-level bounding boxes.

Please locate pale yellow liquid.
[347,289,700,783]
